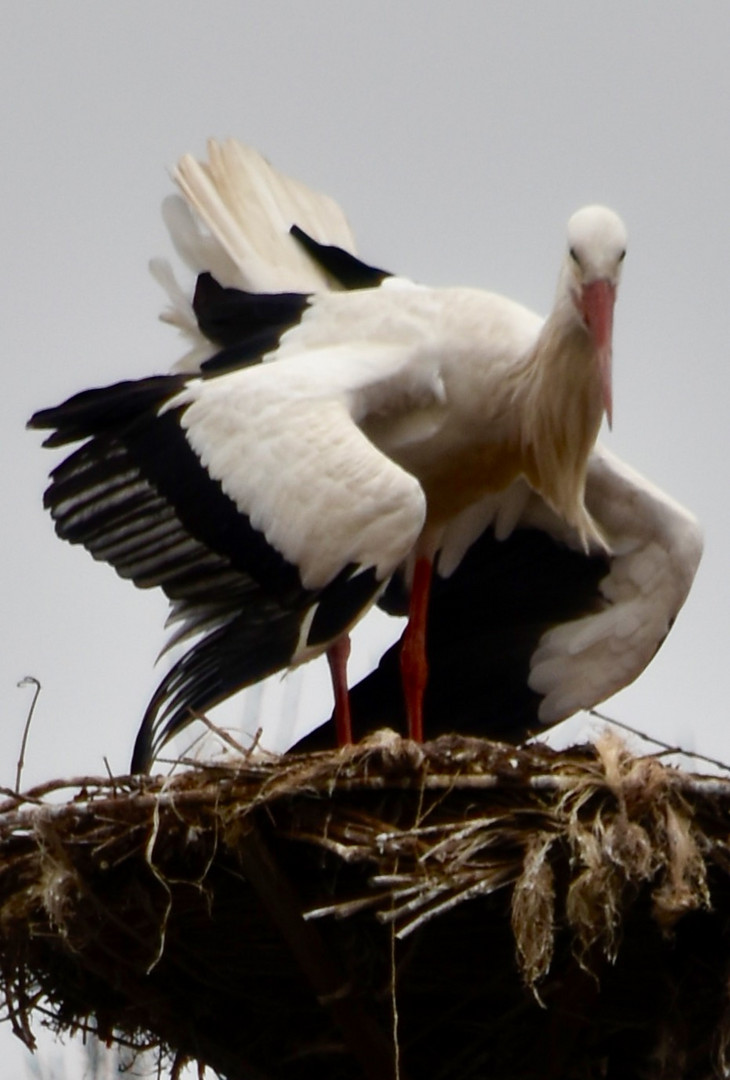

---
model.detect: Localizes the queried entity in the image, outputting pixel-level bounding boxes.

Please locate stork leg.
[327,634,353,746]
[400,556,433,743]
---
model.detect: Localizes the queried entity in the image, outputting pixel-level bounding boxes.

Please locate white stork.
[29,141,702,771]
[293,443,702,750]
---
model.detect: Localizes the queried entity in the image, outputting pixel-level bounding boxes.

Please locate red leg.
[327,634,353,746]
[399,556,432,743]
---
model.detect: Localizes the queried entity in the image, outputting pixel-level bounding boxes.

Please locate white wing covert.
[173,346,431,592]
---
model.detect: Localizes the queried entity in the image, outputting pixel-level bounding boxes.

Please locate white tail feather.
[161,195,242,288]
[148,257,216,373]
[172,139,358,293]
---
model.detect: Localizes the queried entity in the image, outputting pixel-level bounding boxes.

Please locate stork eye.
[618,249,626,262]
[569,247,581,267]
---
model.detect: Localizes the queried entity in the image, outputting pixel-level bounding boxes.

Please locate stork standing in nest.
[29,142,701,770]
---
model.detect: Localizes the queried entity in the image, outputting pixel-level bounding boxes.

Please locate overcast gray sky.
[3,2,730,1072]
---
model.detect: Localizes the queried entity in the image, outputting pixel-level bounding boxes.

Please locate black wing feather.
[31,228,398,771]
[290,226,392,290]
[31,372,384,771]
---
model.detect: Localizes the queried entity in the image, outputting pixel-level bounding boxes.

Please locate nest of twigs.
[1,730,730,1079]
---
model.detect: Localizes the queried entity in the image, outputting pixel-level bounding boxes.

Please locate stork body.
[296,444,702,749]
[29,141,699,771]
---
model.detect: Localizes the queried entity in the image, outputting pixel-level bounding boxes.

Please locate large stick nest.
[1,730,730,1079]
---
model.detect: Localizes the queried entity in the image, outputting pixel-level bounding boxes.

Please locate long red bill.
[581,278,616,429]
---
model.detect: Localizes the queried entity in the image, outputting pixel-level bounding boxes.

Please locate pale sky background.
[3,3,730,1074]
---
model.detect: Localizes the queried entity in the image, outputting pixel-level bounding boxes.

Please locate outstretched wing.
[33,134,425,770]
[30,344,433,769]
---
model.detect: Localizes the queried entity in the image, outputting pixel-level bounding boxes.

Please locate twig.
[15,677,41,793]
[589,709,730,774]
[390,917,400,1080]
[171,1050,189,1080]
[189,714,260,759]
[142,781,173,974]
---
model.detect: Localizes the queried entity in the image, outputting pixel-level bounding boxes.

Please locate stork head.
[564,205,627,428]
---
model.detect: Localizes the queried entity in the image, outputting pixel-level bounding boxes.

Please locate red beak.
[580,279,616,429]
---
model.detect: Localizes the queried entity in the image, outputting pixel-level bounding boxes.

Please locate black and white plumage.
[295,444,702,749]
[29,140,702,770]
